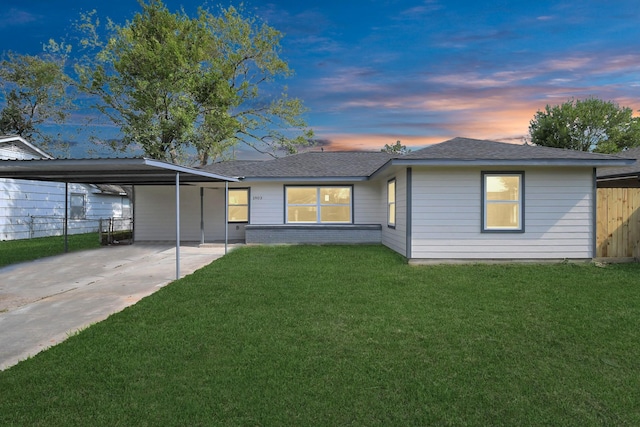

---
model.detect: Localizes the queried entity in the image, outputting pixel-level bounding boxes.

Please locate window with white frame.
[286,186,352,223]
[228,188,249,223]
[482,172,523,232]
[387,178,396,227]
[70,193,86,219]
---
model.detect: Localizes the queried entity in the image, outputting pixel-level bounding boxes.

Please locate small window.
[286,186,352,223]
[482,172,523,232]
[70,194,86,220]
[228,189,249,223]
[387,179,396,227]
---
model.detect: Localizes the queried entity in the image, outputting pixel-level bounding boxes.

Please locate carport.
[0,157,238,279]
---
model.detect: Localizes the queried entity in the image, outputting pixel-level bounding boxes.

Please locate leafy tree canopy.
[381,140,410,154]
[529,97,640,153]
[72,0,313,165]
[0,49,73,154]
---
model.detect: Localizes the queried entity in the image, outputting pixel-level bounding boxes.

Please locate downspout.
[592,168,597,258]
[175,172,180,280]
[405,168,412,260]
[225,181,229,254]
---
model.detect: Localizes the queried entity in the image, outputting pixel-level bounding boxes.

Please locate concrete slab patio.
[0,244,236,370]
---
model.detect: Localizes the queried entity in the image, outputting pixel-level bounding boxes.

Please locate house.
[595,146,640,259]
[131,137,633,262]
[0,135,131,240]
[597,146,640,188]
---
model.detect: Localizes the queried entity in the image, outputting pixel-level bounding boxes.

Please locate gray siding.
[410,166,594,260]
[1,179,126,240]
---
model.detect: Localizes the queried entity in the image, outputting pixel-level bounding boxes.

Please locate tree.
[72,0,313,165]
[381,140,410,154]
[528,97,640,153]
[0,50,72,152]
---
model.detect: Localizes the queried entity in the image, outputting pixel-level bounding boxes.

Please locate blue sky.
[1,0,640,157]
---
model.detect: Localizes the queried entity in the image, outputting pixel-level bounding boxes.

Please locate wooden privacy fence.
[596,188,640,259]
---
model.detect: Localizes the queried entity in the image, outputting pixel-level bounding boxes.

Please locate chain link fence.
[28,215,133,244]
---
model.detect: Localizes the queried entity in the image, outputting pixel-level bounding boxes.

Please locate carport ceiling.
[0,157,238,184]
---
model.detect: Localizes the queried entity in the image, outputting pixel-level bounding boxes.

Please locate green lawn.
[0,233,101,268]
[1,245,639,426]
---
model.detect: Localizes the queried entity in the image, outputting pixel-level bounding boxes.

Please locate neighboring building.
[597,146,640,188]
[0,135,131,240]
[132,137,633,262]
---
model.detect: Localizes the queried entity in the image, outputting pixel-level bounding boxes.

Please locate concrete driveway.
[0,244,235,370]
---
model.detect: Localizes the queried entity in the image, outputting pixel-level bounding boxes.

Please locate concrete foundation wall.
[246,224,382,244]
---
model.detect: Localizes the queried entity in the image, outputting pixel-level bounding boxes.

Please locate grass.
[1,245,640,426]
[0,233,101,268]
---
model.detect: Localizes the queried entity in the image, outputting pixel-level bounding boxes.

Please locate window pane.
[388,206,396,225]
[486,176,520,201]
[388,180,395,203]
[320,206,351,223]
[288,206,317,222]
[320,187,350,205]
[486,203,520,228]
[229,189,248,205]
[229,206,248,222]
[70,195,84,207]
[287,187,317,205]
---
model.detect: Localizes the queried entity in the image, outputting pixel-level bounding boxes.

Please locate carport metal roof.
[0,157,239,280]
[0,157,238,184]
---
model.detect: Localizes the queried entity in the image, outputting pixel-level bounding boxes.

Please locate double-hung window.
[70,194,86,220]
[228,188,249,223]
[387,179,396,227]
[286,186,352,223]
[482,172,524,232]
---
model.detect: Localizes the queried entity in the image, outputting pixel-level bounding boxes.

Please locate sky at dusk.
[1,0,640,158]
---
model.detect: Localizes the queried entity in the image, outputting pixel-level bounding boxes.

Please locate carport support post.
[200,187,205,245]
[64,182,69,253]
[175,172,180,280]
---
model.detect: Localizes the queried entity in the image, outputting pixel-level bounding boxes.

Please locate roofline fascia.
[237,176,370,182]
[387,158,635,167]
[0,135,54,159]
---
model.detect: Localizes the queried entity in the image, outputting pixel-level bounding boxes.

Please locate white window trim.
[70,193,86,220]
[482,172,525,233]
[387,178,396,228]
[228,188,250,223]
[285,186,353,224]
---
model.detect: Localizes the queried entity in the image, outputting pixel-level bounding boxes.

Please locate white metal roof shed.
[0,157,239,279]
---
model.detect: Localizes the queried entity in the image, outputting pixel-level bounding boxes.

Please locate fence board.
[596,188,640,258]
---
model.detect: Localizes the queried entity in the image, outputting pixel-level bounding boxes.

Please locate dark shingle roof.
[202,152,394,179]
[402,137,630,161]
[597,146,640,178]
[201,138,633,181]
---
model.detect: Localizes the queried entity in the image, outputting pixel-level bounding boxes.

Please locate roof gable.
[0,135,53,160]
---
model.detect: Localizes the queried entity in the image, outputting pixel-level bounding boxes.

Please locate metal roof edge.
[141,158,238,181]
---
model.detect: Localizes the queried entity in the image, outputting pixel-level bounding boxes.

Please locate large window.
[387,178,396,227]
[286,186,352,223]
[228,188,249,223]
[482,172,523,232]
[70,194,86,219]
